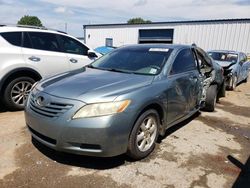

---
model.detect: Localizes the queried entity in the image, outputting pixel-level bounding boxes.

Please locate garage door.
[139,29,174,44]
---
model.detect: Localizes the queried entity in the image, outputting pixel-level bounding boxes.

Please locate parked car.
[0,25,99,110]
[207,50,250,90]
[25,44,222,160]
[94,46,115,55]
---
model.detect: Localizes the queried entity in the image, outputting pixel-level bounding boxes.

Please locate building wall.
[85,20,250,53]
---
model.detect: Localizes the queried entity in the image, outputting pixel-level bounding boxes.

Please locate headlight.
[72,100,131,119]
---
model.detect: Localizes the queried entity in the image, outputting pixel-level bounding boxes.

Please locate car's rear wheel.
[202,84,217,112]
[3,77,35,111]
[127,109,159,160]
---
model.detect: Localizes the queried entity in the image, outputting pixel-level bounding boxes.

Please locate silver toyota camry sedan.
[25,44,216,159]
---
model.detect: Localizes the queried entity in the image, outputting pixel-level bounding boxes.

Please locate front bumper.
[25,92,135,157]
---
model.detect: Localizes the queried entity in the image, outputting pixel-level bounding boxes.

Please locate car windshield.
[208,52,238,63]
[90,47,173,75]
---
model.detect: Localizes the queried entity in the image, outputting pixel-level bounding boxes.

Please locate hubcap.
[11,81,33,106]
[136,116,157,152]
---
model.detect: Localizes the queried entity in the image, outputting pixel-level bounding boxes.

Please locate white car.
[0,25,99,110]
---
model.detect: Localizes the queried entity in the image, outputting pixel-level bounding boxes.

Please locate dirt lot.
[0,82,250,188]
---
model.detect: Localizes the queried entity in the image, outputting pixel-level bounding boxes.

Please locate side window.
[171,48,196,74]
[23,32,32,48]
[27,32,61,52]
[58,35,89,55]
[1,32,22,47]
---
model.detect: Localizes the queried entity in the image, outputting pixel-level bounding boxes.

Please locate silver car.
[25,44,217,159]
[208,50,250,90]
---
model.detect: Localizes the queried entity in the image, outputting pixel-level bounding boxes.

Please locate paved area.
[0,82,250,188]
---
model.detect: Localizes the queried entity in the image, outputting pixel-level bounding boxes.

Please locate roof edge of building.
[83,18,250,28]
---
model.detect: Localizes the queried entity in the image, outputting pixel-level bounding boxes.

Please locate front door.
[57,35,95,70]
[166,48,201,125]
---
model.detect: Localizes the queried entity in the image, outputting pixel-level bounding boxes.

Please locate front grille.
[29,94,73,118]
[28,125,57,145]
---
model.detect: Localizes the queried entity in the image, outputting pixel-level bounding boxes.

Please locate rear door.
[57,35,95,70]
[166,48,201,124]
[22,32,69,78]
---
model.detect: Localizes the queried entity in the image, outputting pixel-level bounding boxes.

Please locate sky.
[0,0,249,37]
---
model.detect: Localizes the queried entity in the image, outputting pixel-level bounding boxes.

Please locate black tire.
[203,85,217,112]
[228,74,237,90]
[218,80,226,98]
[127,109,160,160]
[3,77,35,111]
[244,76,248,83]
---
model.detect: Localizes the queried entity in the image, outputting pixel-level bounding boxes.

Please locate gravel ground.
[0,81,249,188]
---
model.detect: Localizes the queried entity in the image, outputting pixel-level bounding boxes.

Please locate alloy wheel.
[10,81,33,106]
[136,116,157,152]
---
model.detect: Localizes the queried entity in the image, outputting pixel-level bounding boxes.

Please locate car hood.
[215,60,235,68]
[39,67,154,103]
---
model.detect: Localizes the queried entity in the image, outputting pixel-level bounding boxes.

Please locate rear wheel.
[127,109,159,160]
[3,77,35,111]
[202,85,217,112]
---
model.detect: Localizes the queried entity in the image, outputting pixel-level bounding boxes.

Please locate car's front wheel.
[3,77,35,111]
[202,84,217,112]
[228,74,237,90]
[127,109,159,160]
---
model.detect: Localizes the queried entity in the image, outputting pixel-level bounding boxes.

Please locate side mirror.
[88,50,98,58]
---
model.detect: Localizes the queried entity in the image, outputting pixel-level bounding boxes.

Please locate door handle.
[70,58,78,63]
[28,56,40,62]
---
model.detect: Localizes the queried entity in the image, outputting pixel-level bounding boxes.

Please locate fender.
[0,67,42,92]
[131,98,167,136]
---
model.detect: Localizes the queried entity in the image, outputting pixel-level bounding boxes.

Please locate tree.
[127,17,152,24]
[17,15,43,27]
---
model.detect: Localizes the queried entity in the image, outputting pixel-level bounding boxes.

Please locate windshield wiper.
[103,68,133,74]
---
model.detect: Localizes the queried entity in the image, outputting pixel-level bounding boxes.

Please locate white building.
[83,18,250,53]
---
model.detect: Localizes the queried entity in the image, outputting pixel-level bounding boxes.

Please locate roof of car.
[208,50,240,54]
[0,25,66,35]
[120,44,192,50]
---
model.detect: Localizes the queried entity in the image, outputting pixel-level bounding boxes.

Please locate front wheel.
[202,85,217,112]
[228,74,237,90]
[127,109,159,160]
[3,77,35,111]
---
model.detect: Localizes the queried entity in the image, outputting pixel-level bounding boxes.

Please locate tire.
[127,109,160,160]
[228,74,237,90]
[3,77,35,111]
[244,75,248,83]
[203,85,217,112]
[218,81,226,98]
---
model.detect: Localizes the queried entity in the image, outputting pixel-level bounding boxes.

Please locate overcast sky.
[0,0,249,37]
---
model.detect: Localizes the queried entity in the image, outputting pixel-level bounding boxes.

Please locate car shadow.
[0,102,7,113]
[31,111,201,169]
[32,137,127,170]
[228,155,250,188]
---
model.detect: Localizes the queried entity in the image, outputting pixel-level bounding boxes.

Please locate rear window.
[27,32,61,52]
[1,32,22,47]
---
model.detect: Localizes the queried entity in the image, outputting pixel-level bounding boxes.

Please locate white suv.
[0,25,99,110]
